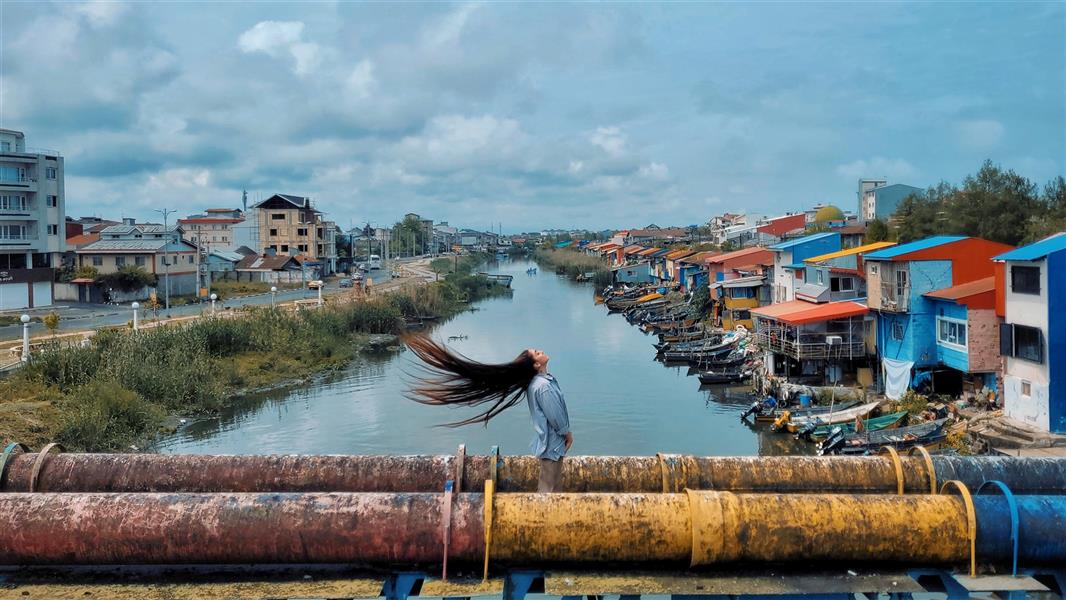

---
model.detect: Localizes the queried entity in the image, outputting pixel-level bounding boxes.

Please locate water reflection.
[159,259,800,457]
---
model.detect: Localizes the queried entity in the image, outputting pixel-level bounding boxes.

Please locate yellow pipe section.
[491,491,969,565]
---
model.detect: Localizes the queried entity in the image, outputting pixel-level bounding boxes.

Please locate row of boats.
[601,284,758,385]
[741,397,950,455]
[600,283,951,456]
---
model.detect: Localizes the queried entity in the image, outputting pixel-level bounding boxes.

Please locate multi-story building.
[0,128,65,309]
[76,219,200,300]
[178,208,245,251]
[864,236,1014,399]
[250,194,336,275]
[769,232,841,303]
[859,183,922,224]
[856,178,886,223]
[994,234,1066,433]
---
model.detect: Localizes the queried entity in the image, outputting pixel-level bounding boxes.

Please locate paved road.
[0,269,402,343]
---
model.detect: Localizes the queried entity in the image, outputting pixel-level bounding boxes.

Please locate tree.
[1025,176,1066,243]
[42,311,61,337]
[97,266,157,293]
[863,219,891,243]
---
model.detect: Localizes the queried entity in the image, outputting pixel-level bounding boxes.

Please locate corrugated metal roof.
[863,236,966,260]
[664,249,695,260]
[713,275,765,289]
[637,247,662,256]
[994,232,1066,261]
[649,248,672,257]
[769,232,838,250]
[804,241,896,264]
[623,245,646,254]
[751,300,814,318]
[77,239,168,252]
[925,276,996,300]
[753,300,868,325]
[705,246,770,263]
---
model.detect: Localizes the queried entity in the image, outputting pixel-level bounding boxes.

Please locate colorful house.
[994,234,1066,433]
[756,213,806,241]
[677,251,717,291]
[769,232,841,303]
[662,249,695,284]
[713,274,768,331]
[864,236,1015,398]
[798,241,895,303]
[751,299,871,384]
[705,246,775,290]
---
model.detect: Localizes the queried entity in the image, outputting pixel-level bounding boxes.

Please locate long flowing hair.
[403,334,537,426]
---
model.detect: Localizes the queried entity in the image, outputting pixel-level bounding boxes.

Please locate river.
[159,258,804,456]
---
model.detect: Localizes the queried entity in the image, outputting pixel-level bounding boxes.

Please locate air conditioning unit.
[825,335,843,346]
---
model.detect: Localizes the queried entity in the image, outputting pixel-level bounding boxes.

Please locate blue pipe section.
[974,494,1066,565]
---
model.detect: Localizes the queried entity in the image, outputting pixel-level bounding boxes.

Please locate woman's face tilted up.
[526,348,550,372]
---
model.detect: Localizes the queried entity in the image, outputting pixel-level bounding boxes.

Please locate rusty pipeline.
[3,451,1066,494]
[7,490,1063,567]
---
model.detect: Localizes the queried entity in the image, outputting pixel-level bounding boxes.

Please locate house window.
[298,244,308,252]
[297,228,308,236]
[891,322,905,341]
[733,310,751,321]
[936,317,967,350]
[280,245,289,253]
[135,257,146,266]
[1014,325,1044,363]
[870,263,879,275]
[895,268,908,298]
[830,277,840,292]
[1021,381,1031,397]
[272,213,286,220]
[47,195,58,207]
[816,271,824,285]
[92,256,103,266]
[47,224,58,235]
[1011,266,1040,295]
[46,167,57,180]
[0,141,9,151]
[270,228,278,236]
[115,257,127,267]
[188,255,195,263]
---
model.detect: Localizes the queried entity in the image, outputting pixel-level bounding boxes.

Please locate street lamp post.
[210,293,217,316]
[131,302,140,331]
[20,314,30,362]
[154,208,176,315]
[270,286,277,308]
[316,283,323,307]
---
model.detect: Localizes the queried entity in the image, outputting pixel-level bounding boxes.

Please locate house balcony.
[754,330,867,360]
[878,282,911,312]
[0,177,37,193]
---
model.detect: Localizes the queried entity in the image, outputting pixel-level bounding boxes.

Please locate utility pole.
[154,208,176,314]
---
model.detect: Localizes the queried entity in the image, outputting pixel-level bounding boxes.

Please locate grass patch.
[0,278,482,452]
[534,248,612,286]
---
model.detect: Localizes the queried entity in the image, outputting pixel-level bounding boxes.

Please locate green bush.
[56,381,166,451]
[96,265,157,293]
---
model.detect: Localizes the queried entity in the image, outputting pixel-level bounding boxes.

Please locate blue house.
[996,234,1066,433]
[864,236,1015,398]
[769,232,841,303]
[612,261,653,284]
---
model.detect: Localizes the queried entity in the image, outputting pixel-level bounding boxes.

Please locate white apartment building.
[178,208,245,252]
[0,129,65,310]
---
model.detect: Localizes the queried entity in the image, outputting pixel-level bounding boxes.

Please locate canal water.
[160,259,802,456]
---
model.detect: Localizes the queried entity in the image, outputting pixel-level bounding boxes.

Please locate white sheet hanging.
[881,357,914,400]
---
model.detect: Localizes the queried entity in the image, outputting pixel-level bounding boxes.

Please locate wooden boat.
[752,399,861,423]
[771,401,881,433]
[698,369,749,384]
[795,411,909,442]
[818,418,950,456]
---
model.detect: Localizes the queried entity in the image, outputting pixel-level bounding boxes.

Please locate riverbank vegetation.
[0,277,504,452]
[534,248,613,287]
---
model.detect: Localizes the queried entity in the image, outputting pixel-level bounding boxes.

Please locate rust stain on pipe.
[0,493,484,565]
[2,454,1064,495]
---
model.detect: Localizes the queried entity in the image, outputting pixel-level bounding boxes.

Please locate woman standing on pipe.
[404,336,573,492]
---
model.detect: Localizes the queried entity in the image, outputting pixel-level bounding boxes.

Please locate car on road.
[339,278,354,288]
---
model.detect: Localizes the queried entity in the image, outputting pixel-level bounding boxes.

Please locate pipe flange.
[977,479,1019,577]
[908,445,936,494]
[878,446,904,495]
[28,443,64,493]
[0,443,30,490]
[940,479,977,577]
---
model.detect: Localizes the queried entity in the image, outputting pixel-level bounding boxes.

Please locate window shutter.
[1000,323,1014,356]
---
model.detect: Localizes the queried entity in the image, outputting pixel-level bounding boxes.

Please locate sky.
[1,1,1063,233]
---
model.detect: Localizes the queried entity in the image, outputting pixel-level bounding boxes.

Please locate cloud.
[238,21,321,75]
[346,59,377,99]
[956,119,1005,151]
[589,126,626,157]
[638,162,670,181]
[835,157,919,181]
